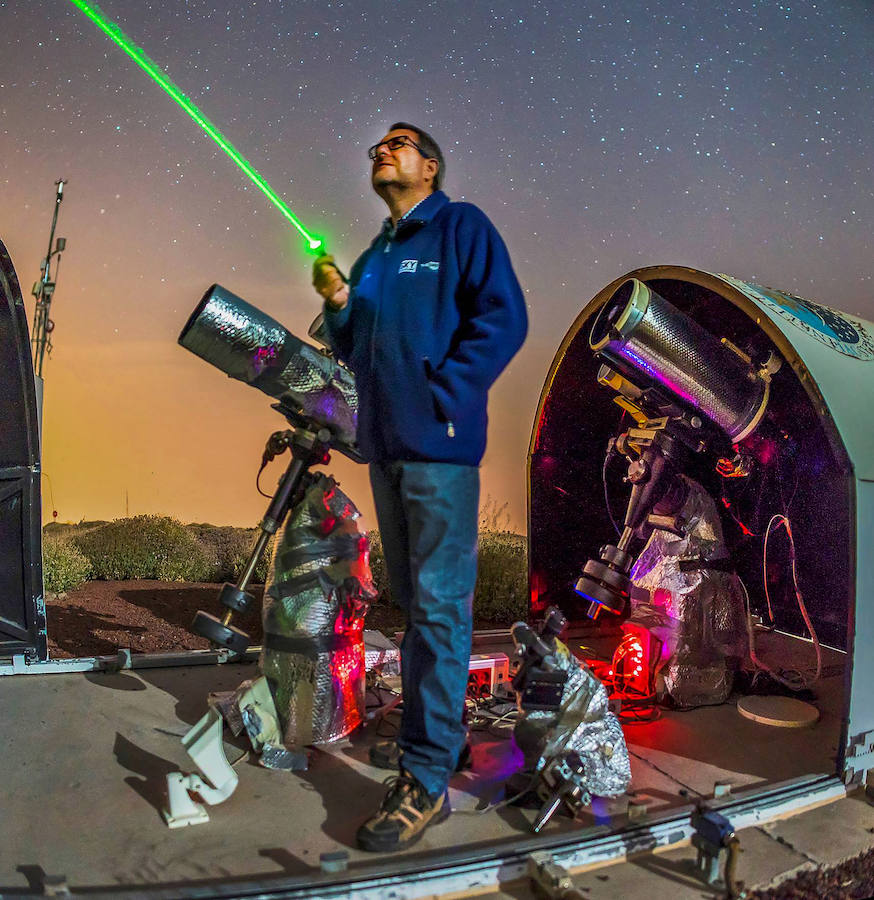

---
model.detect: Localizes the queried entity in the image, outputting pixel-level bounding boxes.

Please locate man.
[312,123,527,852]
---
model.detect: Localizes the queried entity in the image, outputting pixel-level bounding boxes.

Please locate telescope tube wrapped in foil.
[260,473,375,745]
[590,278,769,440]
[629,475,747,708]
[178,284,359,452]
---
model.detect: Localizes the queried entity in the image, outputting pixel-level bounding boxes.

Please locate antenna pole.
[31,179,67,379]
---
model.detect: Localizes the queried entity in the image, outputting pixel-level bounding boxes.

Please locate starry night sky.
[2,0,872,530]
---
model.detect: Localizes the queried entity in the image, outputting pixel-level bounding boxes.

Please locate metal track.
[0,646,262,676]
[64,774,845,899]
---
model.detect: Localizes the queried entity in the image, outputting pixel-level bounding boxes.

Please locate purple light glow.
[620,345,699,408]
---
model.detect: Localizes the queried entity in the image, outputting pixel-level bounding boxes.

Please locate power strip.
[467,652,511,699]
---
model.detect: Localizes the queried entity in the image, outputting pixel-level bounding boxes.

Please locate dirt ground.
[746,847,874,900]
[45,580,407,659]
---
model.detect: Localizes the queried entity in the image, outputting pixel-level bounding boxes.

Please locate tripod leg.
[192,450,310,651]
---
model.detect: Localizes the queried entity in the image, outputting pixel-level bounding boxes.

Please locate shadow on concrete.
[113,731,179,820]
[257,847,314,878]
[84,670,147,691]
[136,662,259,727]
[299,747,385,849]
[629,850,723,895]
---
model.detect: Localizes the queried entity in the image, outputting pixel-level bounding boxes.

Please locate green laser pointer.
[67,0,324,254]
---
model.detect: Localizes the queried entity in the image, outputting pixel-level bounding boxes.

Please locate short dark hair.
[389,121,445,191]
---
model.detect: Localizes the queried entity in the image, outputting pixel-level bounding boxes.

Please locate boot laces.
[380,773,428,814]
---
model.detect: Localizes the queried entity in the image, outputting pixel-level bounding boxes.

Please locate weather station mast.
[30,178,68,429]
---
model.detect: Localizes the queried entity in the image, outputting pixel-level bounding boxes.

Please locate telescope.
[177,284,361,652]
[179,283,359,460]
[574,277,781,621]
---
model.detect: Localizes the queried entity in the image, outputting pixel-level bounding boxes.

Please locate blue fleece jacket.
[323,190,527,465]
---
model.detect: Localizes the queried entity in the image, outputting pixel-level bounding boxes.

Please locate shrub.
[366,530,392,604]
[479,495,513,532]
[42,536,91,593]
[366,527,528,626]
[474,530,528,624]
[73,515,210,582]
[189,524,273,584]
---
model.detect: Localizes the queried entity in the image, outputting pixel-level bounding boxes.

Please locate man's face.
[370,128,438,195]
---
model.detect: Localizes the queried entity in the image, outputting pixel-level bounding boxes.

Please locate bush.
[188,524,272,584]
[474,530,528,624]
[42,536,91,593]
[366,530,392,604]
[366,528,528,626]
[73,515,210,582]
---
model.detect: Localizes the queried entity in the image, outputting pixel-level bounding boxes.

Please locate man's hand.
[312,254,349,310]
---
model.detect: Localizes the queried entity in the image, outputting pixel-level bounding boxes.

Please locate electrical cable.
[738,515,822,691]
[255,463,274,499]
[603,452,622,536]
[763,514,822,684]
[364,681,400,711]
[453,770,544,817]
[618,704,661,724]
[467,696,519,739]
[776,442,800,515]
[41,471,58,520]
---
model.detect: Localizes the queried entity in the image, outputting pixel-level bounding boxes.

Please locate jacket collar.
[380,190,449,238]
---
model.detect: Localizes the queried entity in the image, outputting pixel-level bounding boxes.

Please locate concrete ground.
[0,631,852,897]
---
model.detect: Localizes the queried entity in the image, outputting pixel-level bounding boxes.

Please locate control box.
[467,652,511,699]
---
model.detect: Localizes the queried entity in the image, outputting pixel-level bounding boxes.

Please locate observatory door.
[0,238,46,661]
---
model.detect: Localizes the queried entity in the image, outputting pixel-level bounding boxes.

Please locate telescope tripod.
[191,425,332,653]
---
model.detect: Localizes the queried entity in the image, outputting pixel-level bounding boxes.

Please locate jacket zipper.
[424,355,455,438]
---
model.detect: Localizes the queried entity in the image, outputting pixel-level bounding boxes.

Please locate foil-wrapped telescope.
[179,284,359,455]
[590,278,770,441]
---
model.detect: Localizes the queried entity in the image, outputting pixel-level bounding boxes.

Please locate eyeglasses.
[368,135,429,161]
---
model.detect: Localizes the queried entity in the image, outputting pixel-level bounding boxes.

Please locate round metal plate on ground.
[736,695,820,728]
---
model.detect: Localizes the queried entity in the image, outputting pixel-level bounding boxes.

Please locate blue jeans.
[369,461,479,799]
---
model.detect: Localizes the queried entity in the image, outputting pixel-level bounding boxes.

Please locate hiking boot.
[356,772,450,852]
[368,739,472,772]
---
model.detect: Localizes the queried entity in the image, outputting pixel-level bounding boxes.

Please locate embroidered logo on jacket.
[421,261,440,271]
[398,259,418,274]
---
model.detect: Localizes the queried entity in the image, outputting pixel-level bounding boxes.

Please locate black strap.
[248,332,305,394]
[274,533,362,569]
[266,569,332,601]
[263,630,361,659]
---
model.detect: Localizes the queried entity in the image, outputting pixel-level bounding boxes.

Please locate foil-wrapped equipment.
[178,284,359,452]
[514,639,631,805]
[260,473,376,746]
[629,475,747,708]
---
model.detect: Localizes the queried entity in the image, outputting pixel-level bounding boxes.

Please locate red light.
[611,628,655,699]
[529,571,548,614]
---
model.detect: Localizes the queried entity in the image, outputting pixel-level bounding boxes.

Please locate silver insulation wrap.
[590,279,768,439]
[629,475,747,708]
[178,284,359,452]
[523,641,631,802]
[260,474,376,746]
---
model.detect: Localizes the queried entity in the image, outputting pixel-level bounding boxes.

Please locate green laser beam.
[67,0,323,254]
